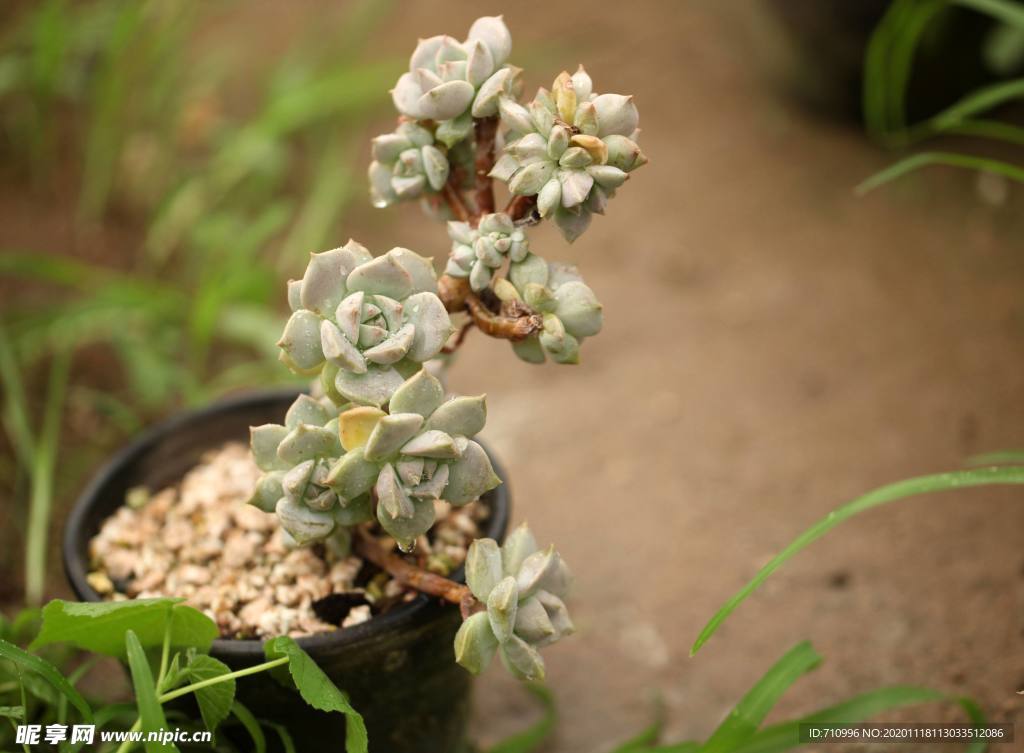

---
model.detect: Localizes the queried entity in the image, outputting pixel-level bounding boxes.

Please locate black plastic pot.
[63,390,510,753]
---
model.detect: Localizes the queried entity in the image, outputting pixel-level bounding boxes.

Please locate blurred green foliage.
[859,0,1024,192]
[0,0,396,601]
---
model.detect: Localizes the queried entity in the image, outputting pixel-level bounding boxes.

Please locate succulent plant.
[368,121,450,208]
[454,524,574,680]
[325,369,501,551]
[391,15,521,137]
[278,240,453,408]
[493,253,603,364]
[248,394,364,547]
[491,66,647,242]
[445,212,529,291]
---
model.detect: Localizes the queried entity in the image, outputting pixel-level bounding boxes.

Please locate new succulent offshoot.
[249,14,645,679]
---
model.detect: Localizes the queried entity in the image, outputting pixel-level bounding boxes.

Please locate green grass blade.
[125,629,177,753]
[966,449,1024,466]
[0,325,36,464]
[229,701,266,753]
[24,348,70,606]
[933,119,1024,147]
[856,152,1024,195]
[608,694,666,753]
[730,686,944,753]
[692,466,1024,655]
[0,639,92,723]
[698,642,821,753]
[486,683,557,753]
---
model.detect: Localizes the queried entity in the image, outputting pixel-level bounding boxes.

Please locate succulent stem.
[473,116,498,215]
[505,194,538,224]
[353,525,477,611]
[466,292,543,341]
[442,181,471,222]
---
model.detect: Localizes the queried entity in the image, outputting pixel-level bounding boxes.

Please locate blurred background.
[1,1,1023,751]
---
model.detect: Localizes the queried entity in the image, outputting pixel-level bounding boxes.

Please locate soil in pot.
[86,442,490,639]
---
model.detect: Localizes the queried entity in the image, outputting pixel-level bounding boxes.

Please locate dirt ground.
[6,1,1024,751]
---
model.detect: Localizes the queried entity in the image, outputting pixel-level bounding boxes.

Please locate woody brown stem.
[353,527,476,612]
[506,194,538,223]
[473,116,498,216]
[442,182,471,223]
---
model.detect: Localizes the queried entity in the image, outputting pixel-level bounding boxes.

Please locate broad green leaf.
[264,636,367,753]
[693,466,1024,654]
[699,642,821,753]
[230,701,266,753]
[125,629,177,752]
[184,654,235,734]
[486,683,556,753]
[0,638,92,723]
[33,599,218,658]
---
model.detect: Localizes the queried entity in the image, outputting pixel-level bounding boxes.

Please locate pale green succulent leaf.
[284,395,331,430]
[454,612,499,674]
[401,429,460,459]
[347,252,414,300]
[501,635,546,682]
[364,412,425,461]
[335,366,405,408]
[515,547,560,600]
[514,597,556,644]
[278,310,325,372]
[376,463,415,520]
[501,523,538,576]
[426,396,487,438]
[444,439,501,504]
[376,496,436,551]
[300,249,352,316]
[277,425,342,466]
[333,494,373,526]
[249,471,285,512]
[325,448,379,501]
[389,369,445,417]
[466,538,504,601]
[276,498,335,546]
[403,292,452,361]
[512,336,546,364]
[250,424,290,472]
[486,575,519,643]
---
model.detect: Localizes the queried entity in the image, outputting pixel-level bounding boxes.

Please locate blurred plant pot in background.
[763,0,1006,122]
[63,391,511,753]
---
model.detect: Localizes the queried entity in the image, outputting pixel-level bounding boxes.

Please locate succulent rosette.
[445,212,529,291]
[390,15,520,142]
[494,253,603,364]
[278,241,453,408]
[454,524,574,680]
[326,369,501,551]
[248,394,366,547]
[491,66,647,242]
[368,122,450,208]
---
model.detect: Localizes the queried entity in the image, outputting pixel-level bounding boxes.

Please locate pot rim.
[63,387,511,661]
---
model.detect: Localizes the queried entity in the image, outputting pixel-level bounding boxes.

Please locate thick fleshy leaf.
[282,459,316,499]
[472,67,515,117]
[403,292,452,361]
[397,457,425,486]
[588,164,628,190]
[553,281,603,338]
[333,494,373,526]
[339,406,385,451]
[278,311,324,372]
[466,538,504,601]
[486,576,518,643]
[376,495,435,551]
[559,169,594,208]
[389,369,445,417]
[603,134,647,172]
[512,335,546,364]
[278,425,342,465]
[559,146,592,170]
[426,396,487,437]
[300,249,354,315]
[501,635,545,681]
[422,145,450,192]
[417,79,475,120]
[509,253,549,290]
[376,463,414,520]
[502,523,538,576]
[276,498,335,546]
[304,487,337,512]
[537,178,562,218]
[287,280,302,312]
[322,319,367,373]
[509,161,555,196]
[593,93,639,137]
[285,395,331,430]
[391,71,424,118]
[347,252,413,300]
[251,424,289,471]
[454,612,499,674]
[335,366,405,407]
[363,323,415,366]
[364,413,425,461]
[467,15,512,66]
[401,429,460,458]
[326,448,379,501]
[411,462,449,499]
[536,590,574,642]
[514,597,556,644]
[554,206,592,243]
[249,471,285,512]
[498,97,535,134]
[444,439,501,504]
[516,547,560,599]
[436,112,474,148]
[465,39,495,87]
[469,260,492,292]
